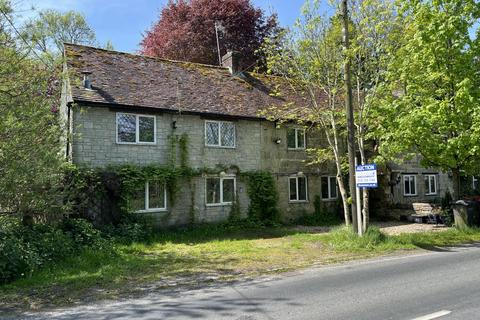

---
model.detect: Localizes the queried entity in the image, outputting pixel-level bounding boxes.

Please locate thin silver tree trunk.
[341,0,357,233]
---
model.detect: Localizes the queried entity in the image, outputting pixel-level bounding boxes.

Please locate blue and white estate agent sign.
[355,164,378,188]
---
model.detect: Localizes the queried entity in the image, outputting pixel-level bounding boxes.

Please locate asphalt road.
[7,243,480,320]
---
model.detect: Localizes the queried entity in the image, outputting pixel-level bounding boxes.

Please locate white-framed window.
[424,175,437,195]
[321,176,338,200]
[289,175,308,202]
[205,120,236,148]
[131,181,167,212]
[116,113,156,144]
[403,175,417,196]
[205,175,236,206]
[287,128,306,150]
[473,176,478,190]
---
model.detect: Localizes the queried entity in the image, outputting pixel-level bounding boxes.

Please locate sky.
[18,0,320,53]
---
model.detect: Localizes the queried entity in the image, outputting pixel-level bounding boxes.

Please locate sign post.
[355,164,378,189]
[355,163,378,236]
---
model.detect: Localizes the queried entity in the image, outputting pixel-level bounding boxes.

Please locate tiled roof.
[64,43,312,119]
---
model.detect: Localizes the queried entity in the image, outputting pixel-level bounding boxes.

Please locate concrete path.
[7,243,480,320]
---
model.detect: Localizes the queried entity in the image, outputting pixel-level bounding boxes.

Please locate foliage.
[61,218,108,249]
[102,220,153,244]
[372,0,480,199]
[64,164,183,221]
[241,171,279,223]
[21,9,96,61]
[0,8,64,219]
[0,216,108,284]
[259,1,352,225]
[140,0,281,69]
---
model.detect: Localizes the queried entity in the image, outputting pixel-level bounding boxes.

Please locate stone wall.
[71,105,455,225]
[387,156,451,206]
[71,105,338,225]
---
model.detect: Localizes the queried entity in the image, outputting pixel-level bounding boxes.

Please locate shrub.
[0,216,110,284]
[105,222,152,244]
[0,217,30,283]
[0,217,76,284]
[242,171,279,223]
[100,212,154,244]
[61,218,107,249]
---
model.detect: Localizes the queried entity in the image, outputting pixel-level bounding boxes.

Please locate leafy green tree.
[0,2,64,220]
[350,0,403,230]
[373,0,480,199]
[261,1,352,225]
[22,9,96,61]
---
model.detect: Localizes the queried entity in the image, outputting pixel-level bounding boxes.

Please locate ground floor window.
[424,175,437,195]
[206,176,236,205]
[289,175,308,202]
[321,176,338,200]
[403,175,417,196]
[132,181,167,212]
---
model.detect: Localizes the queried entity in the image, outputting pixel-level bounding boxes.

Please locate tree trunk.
[452,168,461,201]
[362,188,369,232]
[341,0,357,233]
[337,175,351,226]
[358,135,369,232]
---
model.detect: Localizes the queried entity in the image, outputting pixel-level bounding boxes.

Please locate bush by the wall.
[0,216,109,284]
[241,171,279,223]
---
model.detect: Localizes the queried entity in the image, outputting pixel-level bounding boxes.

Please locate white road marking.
[411,310,452,320]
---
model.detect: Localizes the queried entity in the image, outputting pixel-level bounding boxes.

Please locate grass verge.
[2,225,480,312]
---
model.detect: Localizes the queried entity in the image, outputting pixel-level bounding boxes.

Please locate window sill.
[206,203,233,207]
[425,193,438,196]
[136,209,167,214]
[403,194,418,197]
[321,198,338,202]
[287,148,306,151]
[205,145,236,149]
[117,142,157,146]
[289,200,309,204]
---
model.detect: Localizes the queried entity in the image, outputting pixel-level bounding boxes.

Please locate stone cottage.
[61,43,452,225]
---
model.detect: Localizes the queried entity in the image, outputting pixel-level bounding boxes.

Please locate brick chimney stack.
[221,51,241,75]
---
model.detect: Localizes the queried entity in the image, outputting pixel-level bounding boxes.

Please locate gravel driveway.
[373,221,450,235]
[292,221,450,236]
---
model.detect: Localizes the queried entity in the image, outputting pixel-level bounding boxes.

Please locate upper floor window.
[116,113,156,144]
[287,128,306,149]
[289,175,308,202]
[404,175,417,196]
[424,175,437,195]
[321,176,338,200]
[206,175,236,206]
[205,120,235,148]
[131,181,166,212]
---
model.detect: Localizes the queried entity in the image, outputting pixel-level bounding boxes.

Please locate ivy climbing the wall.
[64,132,281,226]
[115,164,182,212]
[241,171,279,223]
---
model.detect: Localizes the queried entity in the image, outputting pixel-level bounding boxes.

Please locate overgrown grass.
[2,224,480,312]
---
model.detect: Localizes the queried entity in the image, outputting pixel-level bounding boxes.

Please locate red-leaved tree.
[140,0,280,70]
